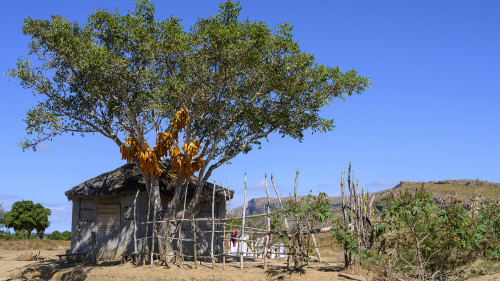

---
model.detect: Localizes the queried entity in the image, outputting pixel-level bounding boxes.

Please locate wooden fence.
[131,171,334,269]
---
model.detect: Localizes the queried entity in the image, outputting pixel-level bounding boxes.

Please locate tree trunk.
[26,229,32,249]
[168,177,186,219]
[143,173,162,264]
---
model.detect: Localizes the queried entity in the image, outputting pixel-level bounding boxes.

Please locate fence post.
[264,173,271,269]
[133,189,139,255]
[271,175,290,268]
[240,173,247,269]
[192,213,198,269]
[90,231,96,266]
[211,181,216,269]
[222,185,228,269]
[151,190,157,266]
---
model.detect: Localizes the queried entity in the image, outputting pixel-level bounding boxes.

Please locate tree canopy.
[8,0,370,217]
[49,230,71,240]
[0,203,5,230]
[4,200,51,241]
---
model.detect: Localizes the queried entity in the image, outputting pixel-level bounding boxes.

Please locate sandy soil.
[0,250,372,281]
[1,250,499,281]
[0,250,62,278]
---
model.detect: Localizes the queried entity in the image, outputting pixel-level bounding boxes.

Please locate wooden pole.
[133,189,140,254]
[271,175,289,229]
[264,173,271,269]
[240,173,247,269]
[270,175,290,268]
[151,190,157,266]
[341,168,346,224]
[294,170,299,202]
[165,219,170,267]
[192,213,198,269]
[91,231,96,266]
[222,184,228,269]
[211,181,216,269]
[341,167,348,267]
[311,231,321,262]
[145,189,151,262]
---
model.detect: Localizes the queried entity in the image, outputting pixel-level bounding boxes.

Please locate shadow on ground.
[14,259,91,281]
[265,262,344,281]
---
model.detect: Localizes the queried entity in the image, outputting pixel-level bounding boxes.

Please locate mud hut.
[65,162,233,260]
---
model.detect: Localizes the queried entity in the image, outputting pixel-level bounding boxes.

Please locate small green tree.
[48,230,61,240]
[0,203,5,230]
[4,200,51,246]
[330,218,359,267]
[61,231,71,241]
[272,192,332,270]
[472,201,500,260]
[377,188,488,280]
[0,204,7,236]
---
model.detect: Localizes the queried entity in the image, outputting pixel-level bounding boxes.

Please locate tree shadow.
[14,257,102,281]
[15,259,90,281]
[265,264,306,281]
[98,260,122,267]
[317,264,344,272]
[59,268,90,281]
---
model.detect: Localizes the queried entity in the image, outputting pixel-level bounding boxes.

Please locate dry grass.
[0,239,70,251]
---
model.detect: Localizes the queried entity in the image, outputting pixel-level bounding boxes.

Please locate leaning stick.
[270,175,289,229]
[338,272,366,281]
[310,224,321,262]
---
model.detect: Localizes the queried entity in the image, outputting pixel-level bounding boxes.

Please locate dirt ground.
[1,250,499,281]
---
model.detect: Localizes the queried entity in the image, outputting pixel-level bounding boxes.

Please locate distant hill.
[229,179,500,215]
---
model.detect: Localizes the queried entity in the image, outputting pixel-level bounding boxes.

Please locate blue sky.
[1,0,499,232]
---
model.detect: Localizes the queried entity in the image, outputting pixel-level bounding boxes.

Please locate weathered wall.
[70,192,226,260]
[70,191,149,260]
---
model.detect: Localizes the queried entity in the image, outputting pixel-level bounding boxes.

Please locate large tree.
[4,200,51,245]
[0,203,5,230]
[9,0,370,219]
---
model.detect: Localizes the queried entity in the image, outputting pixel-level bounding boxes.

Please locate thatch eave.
[65,162,234,203]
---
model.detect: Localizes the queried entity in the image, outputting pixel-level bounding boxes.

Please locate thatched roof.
[65,162,233,203]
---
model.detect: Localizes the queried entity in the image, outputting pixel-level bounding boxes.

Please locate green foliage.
[370,188,500,280]
[472,201,500,260]
[330,219,358,264]
[48,230,71,240]
[0,203,5,230]
[48,230,61,240]
[4,200,51,240]
[272,192,332,269]
[0,230,36,240]
[61,230,71,241]
[8,0,369,214]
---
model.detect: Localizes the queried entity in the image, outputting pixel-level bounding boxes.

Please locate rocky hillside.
[230,179,500,215]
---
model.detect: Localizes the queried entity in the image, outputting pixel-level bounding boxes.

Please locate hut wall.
[70,192,226,260]
[70,192,149,260]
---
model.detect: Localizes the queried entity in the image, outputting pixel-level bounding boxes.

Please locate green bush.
[364,188,499,280]
[272,192,332,269]
[0,230,36,240]
[49,230,71,240]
